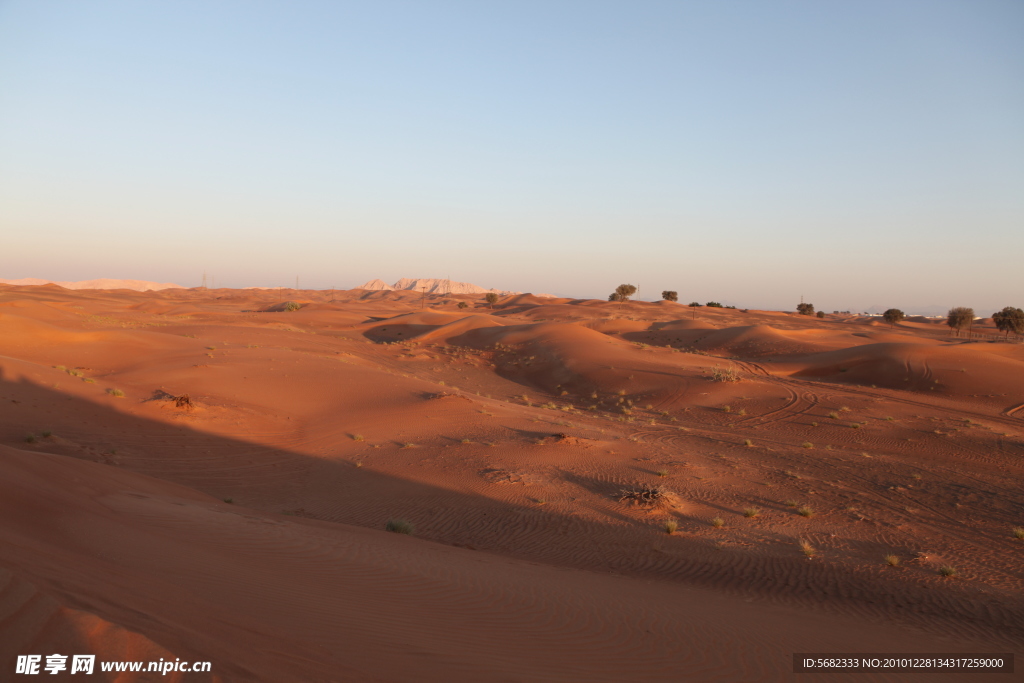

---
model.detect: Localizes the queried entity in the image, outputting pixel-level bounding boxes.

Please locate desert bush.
[797,506,815,518]
[828,411,839,419]
[283,301,301,312]
[457,301,468,309]
[656,469,669,478]
[802,442,814,449]
[613,284,637,302]
[885,554,900,567]
[710,366,741,383]
[710,517,725,528]
[385,519,414,535]
[743,507,760,518]
[661,290,678,302]
[796,302,815,316]
[663,520,678,534]
[618,484,669,506]
[1012,527,1024,540]
[993,306,1024,337]
[743,439,753,446]
[883,308,905,327]
[351,434,364,441]
[784,500,799,507]
[946,307,974,336]
[816,311,825,318]
[107,388,125,397]
[938,565,958,578]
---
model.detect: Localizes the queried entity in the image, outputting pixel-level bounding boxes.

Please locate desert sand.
[0,283,1021,682]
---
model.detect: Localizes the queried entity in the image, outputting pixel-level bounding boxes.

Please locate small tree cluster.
[993,307,1024,337]
[610,284,637,303]
[689,302,701,307]
[796,302,815,316]
[882,308,905,328]
[946,307,974,336]
[661,290,678,302]
[706,301,723,308]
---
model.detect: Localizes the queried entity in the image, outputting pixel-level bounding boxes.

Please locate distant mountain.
[357,278,523,296]
[0,278,185,291]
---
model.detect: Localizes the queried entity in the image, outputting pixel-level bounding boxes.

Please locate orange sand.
[1,284,1021,681]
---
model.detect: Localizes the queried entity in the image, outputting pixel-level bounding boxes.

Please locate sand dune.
[1,283,1021,681]
[0,278,184,291]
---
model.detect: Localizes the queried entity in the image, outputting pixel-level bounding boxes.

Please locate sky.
[1,0,1021,313]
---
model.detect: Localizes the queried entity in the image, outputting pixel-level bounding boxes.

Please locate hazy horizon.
[2,1,1021,313]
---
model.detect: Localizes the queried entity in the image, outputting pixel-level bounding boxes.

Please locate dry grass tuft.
[663,520,678,535]
[710,517,725,528]
[797,506,815,518]
[800,540,816,557]
[743,507,760,518]
[885,554,900,567]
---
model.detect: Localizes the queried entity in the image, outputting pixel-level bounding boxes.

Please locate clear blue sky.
[1,1,1021,312]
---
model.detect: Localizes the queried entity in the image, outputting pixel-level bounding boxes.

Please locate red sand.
[1,284,1021,681]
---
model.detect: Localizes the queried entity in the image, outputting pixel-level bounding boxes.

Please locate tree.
[485,292,499,309]
[796,302,815,316]
[816,310,825,318]
[946,307,974,337]
[608,292,622,302]
[706,301,723,308]
[688,302,701,307]
[661,290,678,302]
[457,301,468,309]
[882,308,905,328]
[992,307,1024,337]
[614,284,637,303]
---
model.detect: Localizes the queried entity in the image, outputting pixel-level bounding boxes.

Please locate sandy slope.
[0,284,1021,681]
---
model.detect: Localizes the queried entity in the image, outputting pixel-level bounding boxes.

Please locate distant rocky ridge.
[358,278,528,296]
[0,278,184,292]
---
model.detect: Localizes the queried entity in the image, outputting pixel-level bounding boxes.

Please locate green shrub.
[385,519,414,535]
[883,308,905,327]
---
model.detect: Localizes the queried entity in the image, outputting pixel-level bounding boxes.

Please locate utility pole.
[421,286,427,309]
[201,272,207,289]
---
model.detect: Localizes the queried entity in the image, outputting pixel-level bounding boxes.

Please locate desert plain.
[0,282,1022,682]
